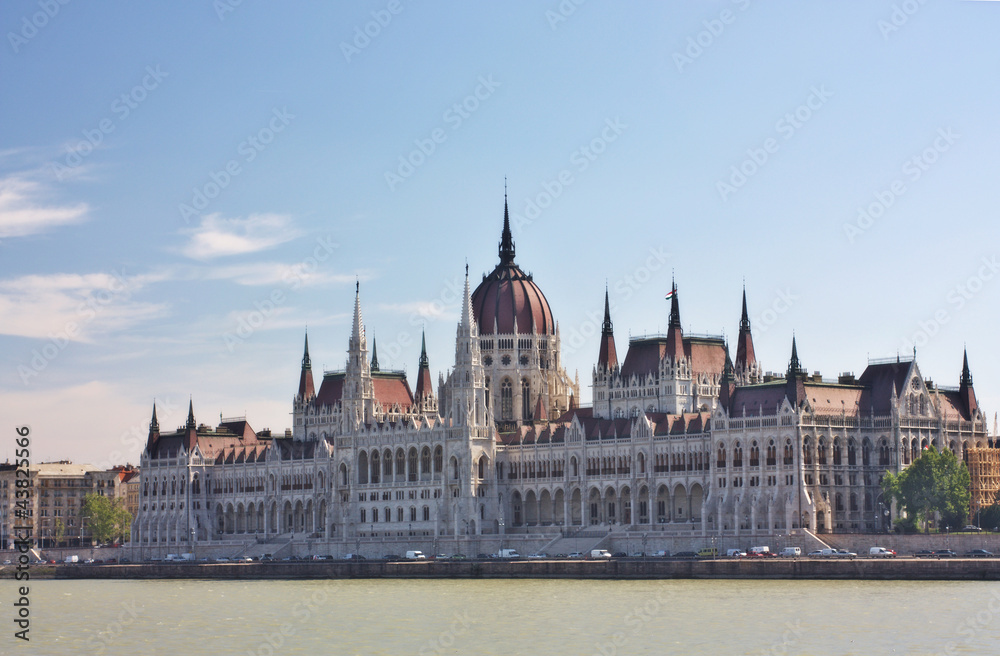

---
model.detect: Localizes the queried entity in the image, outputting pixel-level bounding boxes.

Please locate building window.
[521,379,531,421]
[501,379,513,421]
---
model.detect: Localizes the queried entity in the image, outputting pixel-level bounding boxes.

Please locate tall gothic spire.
[961,348,973,387]
[370,338,379,372]
[351,280,364,347]
[150,402,159,432]
[186,398,196,430]
[499,186,515,265]
[597,287,618,370]
[787,335,802,378]
[297,329,316,400]
[735,285,757,377]
[740,286,751,333]
[419,330,429,369]
[668,278,681,329]
[460,264,476,334]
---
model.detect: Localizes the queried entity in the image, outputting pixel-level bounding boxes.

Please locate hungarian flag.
[664,290,675,300]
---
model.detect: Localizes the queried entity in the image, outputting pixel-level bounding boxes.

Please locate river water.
[3,578,1000,655]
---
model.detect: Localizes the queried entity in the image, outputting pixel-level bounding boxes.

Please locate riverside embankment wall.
[43,558,1000,581]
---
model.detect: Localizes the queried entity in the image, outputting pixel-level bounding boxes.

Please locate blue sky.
[2,1,999,465]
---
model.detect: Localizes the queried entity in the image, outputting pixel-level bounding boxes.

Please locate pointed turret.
[597,288,618,370]
[343,281,373,427]
[186,398,196,430]
[145,401,160,453]
[958,348,978,419]
[785,336,805,409]
[533,394,548,422]
[734,286,757,381]
[370,338,379,372]
[499,186,515,265]
[297,330,315,400]
[415,330,433,403]
[719,344,736,411]
[665,279,684,360]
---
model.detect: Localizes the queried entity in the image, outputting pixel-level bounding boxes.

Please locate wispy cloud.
[0,173,88,238]
[199,262,362,287]
[180,213,299,260]
[379,301,456,320]
[0,270,169,341]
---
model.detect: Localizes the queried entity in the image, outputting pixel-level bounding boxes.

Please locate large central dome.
[470,200,554,336]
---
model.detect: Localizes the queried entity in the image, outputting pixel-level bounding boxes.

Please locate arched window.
[717,444,726,469]
[433,446,443,474]
[478,456,486,480]
[484,377,490,409]
[571,457,578,477]
[421,447,431,476]
[501,379,513,421]
[833,440,842,466]
[749,442,760,467]
[847,439,857,466]
[522,378,531,421]
[766,440,776,466]
[733,443,743,468]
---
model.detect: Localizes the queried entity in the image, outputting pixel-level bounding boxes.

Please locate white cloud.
[0,173,88,238]
[379,301,456,320]
[0,270,169,341]
[200,262,361,287]
[181,213,298,260]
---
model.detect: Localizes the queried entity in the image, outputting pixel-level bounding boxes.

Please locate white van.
[869,547,896,558]
[404,550,426,560]
[590,549,612,559]
[779,547,801,558]
[726,549,747,558]
[496,549,520,559]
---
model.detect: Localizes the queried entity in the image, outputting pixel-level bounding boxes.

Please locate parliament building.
[132,199,991,556]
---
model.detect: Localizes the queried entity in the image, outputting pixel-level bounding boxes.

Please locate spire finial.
[419,329,429,368]
[499,185,515,265]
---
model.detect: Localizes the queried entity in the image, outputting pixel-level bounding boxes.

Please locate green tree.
[882,447,971,532]
[80,494,132,545]
[53,517,66,546]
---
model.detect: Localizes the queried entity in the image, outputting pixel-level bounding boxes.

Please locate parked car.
[727,549,747,558]
[475,553,490,560]
[914,550,936,558]
[833,549,858,559]
[343,553,366,560]
[869,547,896,558]
[567,552,585,559]
[383,554,401,561]
[652,550,670,558]
[527,553,548,560]
[807,550,825,557]
[611,552,628,558]
[966,549,994,558]
[934,549,958,558]
[214,556,231,562]
[449,554,467,561]
[673,551,699,560]
[962,525,983,532]
[779,547,801,558]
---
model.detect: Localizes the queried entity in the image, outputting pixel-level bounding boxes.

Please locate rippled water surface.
[4,578,1000,655]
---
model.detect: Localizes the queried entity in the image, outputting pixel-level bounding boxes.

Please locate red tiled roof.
[372,373,414,411]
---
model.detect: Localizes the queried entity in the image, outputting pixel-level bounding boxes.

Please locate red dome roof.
[470,197,554,336]
[472,265,554,335]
